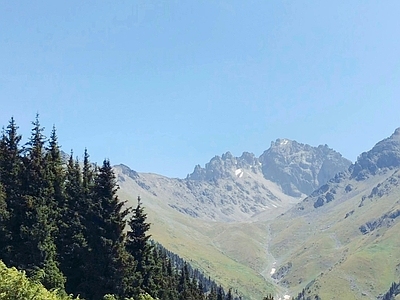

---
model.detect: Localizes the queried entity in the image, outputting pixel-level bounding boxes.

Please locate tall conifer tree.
[20,114,65,290]
[207,286,217,300]
[217,286,224,300]
[45,126,65,221]
[58,153,88,296]
[0,118,23,266]
[81,159,133,299]
[82,148,94,198]
[126,196,155,294]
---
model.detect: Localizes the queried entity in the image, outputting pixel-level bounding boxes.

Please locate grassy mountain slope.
[268,128,400,299]
[116,169,276,300]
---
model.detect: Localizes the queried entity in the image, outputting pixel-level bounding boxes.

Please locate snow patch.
[280,139,289,145]
[270,262,276,276]
[234,169,244,178]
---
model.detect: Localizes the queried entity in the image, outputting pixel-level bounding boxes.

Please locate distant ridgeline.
[0,116,241,300]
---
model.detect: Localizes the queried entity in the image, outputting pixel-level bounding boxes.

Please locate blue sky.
[1,1,399,178]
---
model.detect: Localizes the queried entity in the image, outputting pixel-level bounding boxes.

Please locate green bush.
[0,260,77,300]
[103,293,155,300]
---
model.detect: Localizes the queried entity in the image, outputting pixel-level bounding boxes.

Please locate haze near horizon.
[1,1,399,178]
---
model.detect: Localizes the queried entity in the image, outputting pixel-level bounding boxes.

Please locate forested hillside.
[0,116,231,300]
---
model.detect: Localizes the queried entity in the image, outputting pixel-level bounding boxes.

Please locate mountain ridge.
[268,127,400,299]
[115,138,351,222]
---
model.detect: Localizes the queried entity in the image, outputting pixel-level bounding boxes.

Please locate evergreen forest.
[0,116,233,300]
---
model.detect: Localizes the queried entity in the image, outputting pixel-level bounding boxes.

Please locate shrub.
[0,260,77,300]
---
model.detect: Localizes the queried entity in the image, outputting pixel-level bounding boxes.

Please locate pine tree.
[76,149,99,298]
[0,118,23,193]
[196,279,205,300]
[19,114,65,290]
[81,159,133,299]
[226,288,233,300]
[217,285,224,300]
[57,152,88,296]
[207,286,217,300]
[157,251,179,300]
[178,262,191,300]
[82,148,94,198]
[0,118,23,266]
[150,247,168,300]
[126,196,154,294]
[45,126,65,220]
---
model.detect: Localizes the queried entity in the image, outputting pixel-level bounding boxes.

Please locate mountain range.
[115,139,350,222]
[114,129,400,300]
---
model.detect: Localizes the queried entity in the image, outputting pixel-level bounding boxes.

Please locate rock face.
[187,139,351,198]
[351,128,400,180]
[288,128,400,211]
[116,138,351,222]
[186,151,260,181]
[259,139,351,197]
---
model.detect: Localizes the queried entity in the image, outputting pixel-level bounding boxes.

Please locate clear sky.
[1,1,399,178]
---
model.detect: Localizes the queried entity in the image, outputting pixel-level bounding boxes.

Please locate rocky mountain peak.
[259,140,351,197]
[239,151,259,166]
[115,164,139,179]
[186,139,351,199]
[268,139,306,158]
[270,138,303,152]
[271,138,292,147]
[186,151,261,181]
[221,151,234,160]
[351,128,400,180]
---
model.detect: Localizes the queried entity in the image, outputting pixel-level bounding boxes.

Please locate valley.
[116,129,400,299]
[114,138,349,299]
